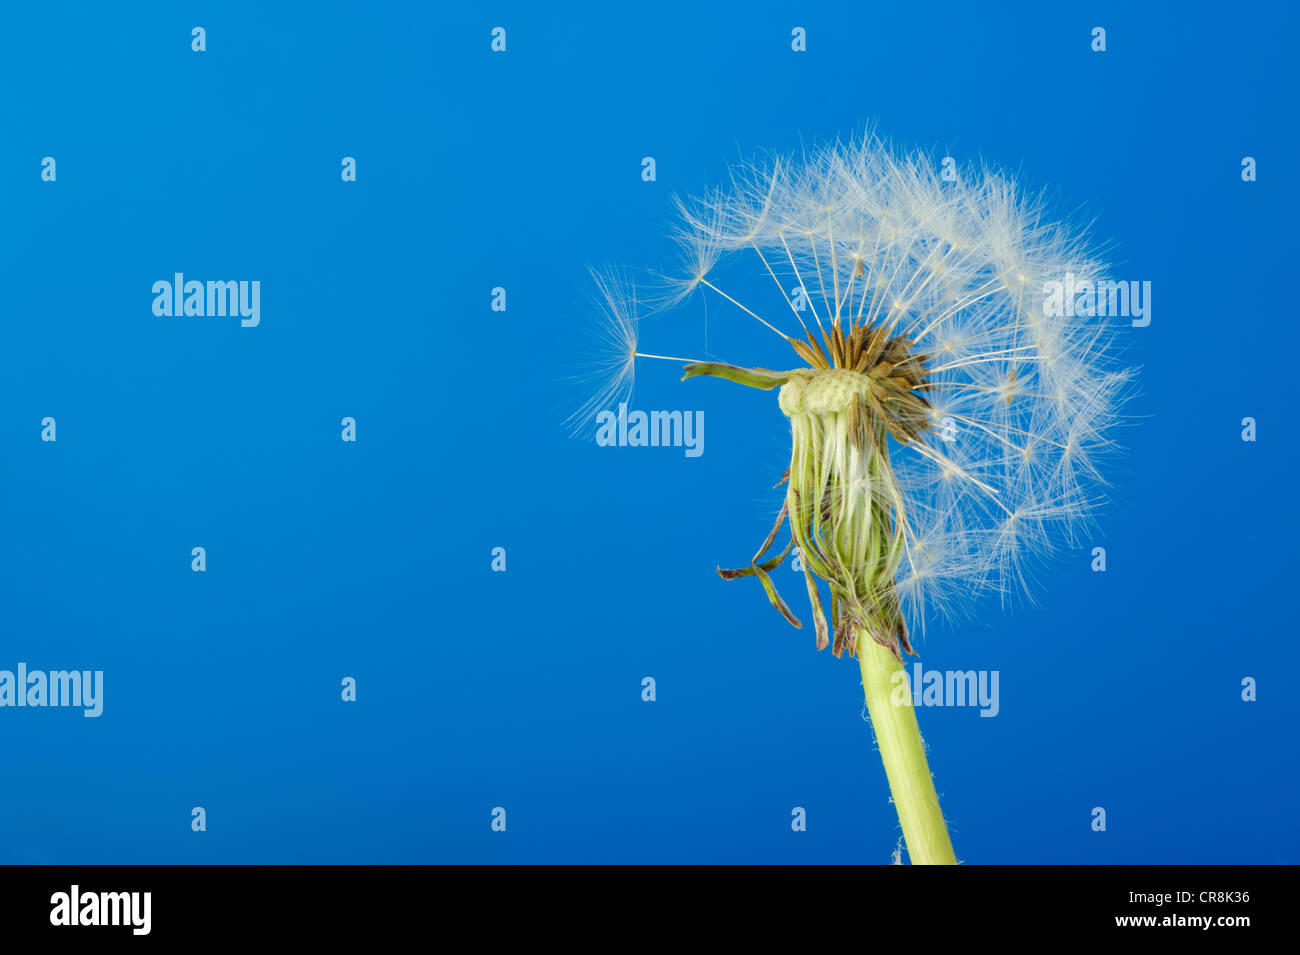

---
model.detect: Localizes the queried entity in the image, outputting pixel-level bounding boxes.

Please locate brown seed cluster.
[786,317,933,449]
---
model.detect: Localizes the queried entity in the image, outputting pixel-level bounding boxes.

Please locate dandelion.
[582,134,1134,864]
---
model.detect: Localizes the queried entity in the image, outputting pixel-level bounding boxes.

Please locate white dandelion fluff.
[565,266,641,437]
[565,266,707,438]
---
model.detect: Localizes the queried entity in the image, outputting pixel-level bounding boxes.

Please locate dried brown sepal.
[802,561,830,651]
[753,562,802,629]
[716,502,802,628]
[831,618,856,658]
[715,539,793,580]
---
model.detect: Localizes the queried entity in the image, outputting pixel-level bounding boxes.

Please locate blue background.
[0,1,1295,864]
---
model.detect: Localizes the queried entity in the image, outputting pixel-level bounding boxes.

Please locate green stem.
[857,635,957,865]
[681,362,794,390]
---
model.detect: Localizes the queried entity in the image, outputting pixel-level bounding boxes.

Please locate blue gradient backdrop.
[0,1,1295,863]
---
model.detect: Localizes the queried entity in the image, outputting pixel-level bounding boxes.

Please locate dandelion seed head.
[586,132,1136,648]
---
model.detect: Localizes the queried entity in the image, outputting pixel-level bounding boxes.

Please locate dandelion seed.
[565,267,640,438]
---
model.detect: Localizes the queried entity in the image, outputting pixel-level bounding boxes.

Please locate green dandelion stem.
[857,635,957,865]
